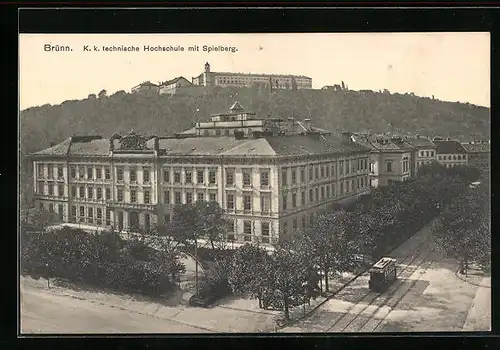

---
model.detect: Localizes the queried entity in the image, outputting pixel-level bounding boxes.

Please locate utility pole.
[195,235,199,293]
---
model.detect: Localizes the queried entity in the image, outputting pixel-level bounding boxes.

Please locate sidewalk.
[462,276,491,331]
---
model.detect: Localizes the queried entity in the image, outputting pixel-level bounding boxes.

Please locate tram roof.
[372,257,396,269]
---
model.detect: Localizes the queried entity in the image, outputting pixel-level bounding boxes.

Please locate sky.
[19,33,490,110]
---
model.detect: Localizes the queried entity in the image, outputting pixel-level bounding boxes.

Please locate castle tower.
[203,62,213,87]
[204,62,211,73]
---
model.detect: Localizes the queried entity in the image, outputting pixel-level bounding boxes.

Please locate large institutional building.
[192,63,312,90]
[31,103,370,244]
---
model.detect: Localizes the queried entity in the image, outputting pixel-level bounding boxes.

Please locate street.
[279,218,491,333]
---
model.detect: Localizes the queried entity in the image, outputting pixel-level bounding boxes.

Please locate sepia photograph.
[19,32,491,334]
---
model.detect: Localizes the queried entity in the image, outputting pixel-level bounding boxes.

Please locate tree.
[195,200,227,250]
[98,89,107,98]
[228,244,272,308]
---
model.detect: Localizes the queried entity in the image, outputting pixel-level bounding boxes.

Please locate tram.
[368,257,397,292]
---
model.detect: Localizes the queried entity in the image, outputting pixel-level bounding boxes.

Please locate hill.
[20,87,490,155]
[19,87,490,206]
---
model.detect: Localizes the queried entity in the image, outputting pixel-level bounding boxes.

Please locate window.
[243,169,252,186]
[47,185,53,196]
[346,160,350,175]
[143,168,150,183]
[105,167,111,180]
[386,162,393,172]
[70,166,76,179]
[293,218,298,230]
[209,169,217,185]
[315,187,319,201]
[340,182,344,194]
[309,189,313,202]
[357,178,360,189]
[300,168,305,183]
[209,193,216,202]
[321,187,325,200]
[105,209,111,225]
[71,205,77,220]
[79,206,85,218]
[320,166,325,178]
[130,168,137,182]
[46,165,53,179]
[226,169,234,186]
[448,155,452,160]
[261,222,270,243]
[185,169,192,184]
[339,160,344,175]
[420,151,424,157]
[301,191,306,206]
[425,151,430,157]
[282,221,288,234]
[87,167,93,179]
[96,167,102,179]
[438,155,442,160]
[244,194,252,211]
[430,151,434,157]
[117,188,124,202]
[227,193,234,210]
[260,170,269,186]
[71,185,76,197]
[282,194,287,210]
[49,203,54,212]
[453,155,457,160]
[164,190,170,204]
[309,167,313,181]
[282,169,287,186]
[261,194,270,213]
[37,164,44,177]
[163,169,170,183]
[327,185,330,197]
[227,220,235,241]
[292,168,297,184]
[57,166,63,179]
[332,164,336,177]
[58,185,64,197]
[79,186,84,198]
[117,167,123,181]
[197,192,204,201]
[144,190,151,204]
[97,208,102,225]
[315,166,319,179]
[357,160,360,172]
[292,193,297,208]
[244,221,252,241]
[196,169,204,184]
[326,166,330,178]
[97,187,103,199]
[88,187,93,199]
[105,188,111,199]
[457,155,461,160]
[174,192,181,204]
[88,207,93,223]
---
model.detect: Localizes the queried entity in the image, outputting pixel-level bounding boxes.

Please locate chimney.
[234,131,245,140]
[154,137,159,151]
[252,130,263,139]
[109,139,114,151]
[341,132,353,143]
[304,118,312,130]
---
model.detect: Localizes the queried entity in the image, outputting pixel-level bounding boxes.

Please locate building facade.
[352,134,415,188]
[31,107,370,245]
[159,76,193,95]
[433,140,468,168]
[192,62,312,90]
[405,135,437,171]
[131,81,159,95]
[461,141,490,177]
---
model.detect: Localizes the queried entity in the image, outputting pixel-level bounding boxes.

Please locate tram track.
[323,239,432,333]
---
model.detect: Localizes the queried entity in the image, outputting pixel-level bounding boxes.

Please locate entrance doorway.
[129,211,139,231]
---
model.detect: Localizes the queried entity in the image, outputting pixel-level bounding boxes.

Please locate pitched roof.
[69,138,110,156]
[32,137,72,156]
[405,137,436,148]
[212,71,311,79]
[433,140,467,154]
[229,101,244,112]
[160,76,191,86]
[352,135,414,152]
[461,142,490,153]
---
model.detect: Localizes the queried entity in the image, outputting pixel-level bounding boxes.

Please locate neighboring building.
[405,135,437,171]
[352,134,415,188]
[177,102,332,138]
[461,140,490,177]
[434,139,468,168]
[131,81,159,95]
[31,106,371,245]
[159,76,193,95]
[192,62,312,90]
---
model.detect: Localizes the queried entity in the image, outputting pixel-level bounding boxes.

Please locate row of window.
[419,150,435,157]
[37,164,64,179]
[116,187,151,204]
[163,168,218,185]
[37,183,65,197]
[70,205,112,225]
[39,202,63,215]
[438,155,465,161]
[69,165,112,181]
[163,190,217,206]
[116,167,151,183]
[71,186,112,201]
[226,220,271,243]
